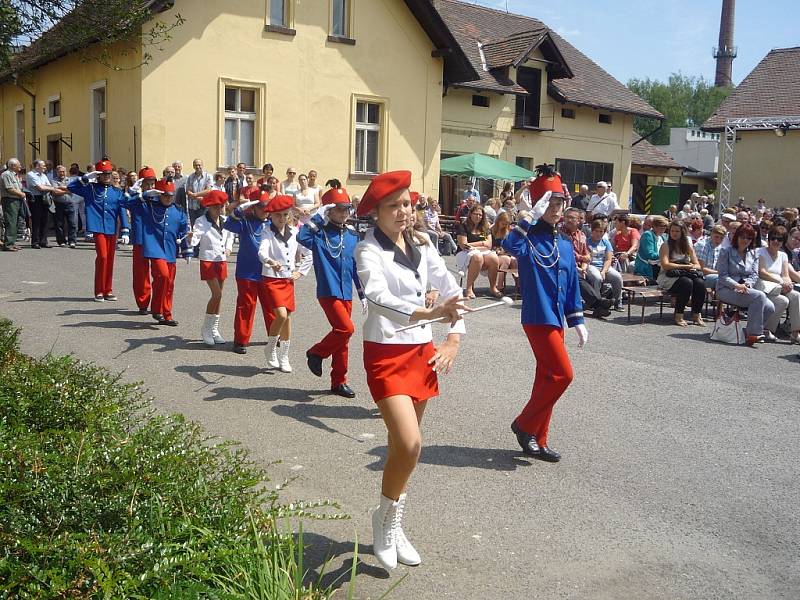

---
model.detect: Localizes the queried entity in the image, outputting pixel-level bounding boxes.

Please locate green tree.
[628,73,732,144]
[0,0,183,71]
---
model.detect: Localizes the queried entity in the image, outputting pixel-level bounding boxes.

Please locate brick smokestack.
[713,0,736,87]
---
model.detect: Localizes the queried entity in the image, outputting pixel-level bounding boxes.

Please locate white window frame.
[46,94,61,124]
[351,95,388,176]
[218,78,266,169]
[14,105,24,159]
[330,0,353,37]
[266,0,294,28]
[89,80,107,163]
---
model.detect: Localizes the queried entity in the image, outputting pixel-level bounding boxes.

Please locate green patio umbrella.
[439,153,534,181]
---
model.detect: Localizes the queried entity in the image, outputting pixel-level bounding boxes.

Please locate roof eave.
[548,84,664,120]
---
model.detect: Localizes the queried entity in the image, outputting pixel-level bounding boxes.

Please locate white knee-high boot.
[211,314,225,344]
[279,339,292,373]
[394,493,421,566]
[265,336,279,368]
[371,494,398,570]
[201,314,216,346]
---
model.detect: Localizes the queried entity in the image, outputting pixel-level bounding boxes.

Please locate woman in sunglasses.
[758,225,800,344]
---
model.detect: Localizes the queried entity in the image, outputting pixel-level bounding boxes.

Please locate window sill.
[47,117,61,124]
[512,124,555,132]
[264,24,296,36]
[327,34,356,46]
[349,173,377,181]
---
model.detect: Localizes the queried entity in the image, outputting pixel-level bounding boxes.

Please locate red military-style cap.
[95,159,114,173]
[201,190,228,207]
[154,178,176,195]
[265,194,294,213]
[356,170,412,217]
[321,187,351,206]
[138,166,157,180]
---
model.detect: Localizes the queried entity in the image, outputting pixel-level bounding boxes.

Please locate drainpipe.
[632,120,664,146]
[12,73,36,163]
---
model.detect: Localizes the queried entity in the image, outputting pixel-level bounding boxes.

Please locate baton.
[384,296,513,338]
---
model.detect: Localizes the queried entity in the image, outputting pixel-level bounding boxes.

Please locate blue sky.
[471,0,798,85]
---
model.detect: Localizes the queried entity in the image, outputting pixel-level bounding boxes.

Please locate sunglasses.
[769,237,786,242]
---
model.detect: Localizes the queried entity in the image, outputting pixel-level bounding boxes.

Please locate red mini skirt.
[200,260,228,281]
[262,277,295,311]
[363,341,438,404]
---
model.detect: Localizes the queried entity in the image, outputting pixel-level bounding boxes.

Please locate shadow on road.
[64,319,159,332]
[365,444,533,472]
[777,352,800,363]
[116,334,186,356]
[667,331,716,343]
[202,385,327,404]
[272,402,380,438]
[9,296,94,303]
[60,307,143,317]
[175,363,264,386]
[300,531,390,589]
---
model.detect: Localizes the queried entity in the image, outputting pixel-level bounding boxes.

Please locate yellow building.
[435,1,663,211]
[0,0,476,197]
[702,46,800,209]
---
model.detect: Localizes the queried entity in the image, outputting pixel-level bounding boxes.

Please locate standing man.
[298,184,366,398]
[185,159,213,224]
[172,160,187,215]
[49,165,79,248]
[26,159,56,249]
[571,184,590,211]
[1,158,26,251]
[586,181,618,219]
[68,159,130,301]
[514,177,536,213]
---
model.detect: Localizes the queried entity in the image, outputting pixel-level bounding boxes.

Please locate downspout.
[12,74,36,163]
[632,119,664,146]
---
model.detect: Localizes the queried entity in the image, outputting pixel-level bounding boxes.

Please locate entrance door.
[47,134,62,167]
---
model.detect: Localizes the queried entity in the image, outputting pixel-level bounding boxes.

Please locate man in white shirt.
[514,177,536,212]
[586,181,618,218]
[26,160,56,248]
[185,159,213,224]
[172,160,187,214]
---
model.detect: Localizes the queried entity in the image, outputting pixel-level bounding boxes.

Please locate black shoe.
[104,294,118,302]
[138,307,149,315]
[331,383,356,398]
[158,318,179,326]
[152,313,164,321]
[511,420,540,456]
[536,446,561,463]
[306,351,323,377]
[233,344,248,354]
[31,244,40,249]
[593,307,611,318]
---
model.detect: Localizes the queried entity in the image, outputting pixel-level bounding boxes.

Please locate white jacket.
[190,214,234,261]
[586,193,619,216]
[258,224,313,279]
[356,228,466,345]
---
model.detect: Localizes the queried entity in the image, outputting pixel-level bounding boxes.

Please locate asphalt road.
[1,242,798,600]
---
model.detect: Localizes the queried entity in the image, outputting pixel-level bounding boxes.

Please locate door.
[47,135,62,168]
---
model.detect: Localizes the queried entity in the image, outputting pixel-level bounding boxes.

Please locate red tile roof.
[703,46,800,130]
[631,136,684,169]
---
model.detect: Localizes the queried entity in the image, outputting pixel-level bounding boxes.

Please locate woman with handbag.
[634,215,668,281]
[657,220,706,327]
[758,225,800,343]
[716,223,776,346]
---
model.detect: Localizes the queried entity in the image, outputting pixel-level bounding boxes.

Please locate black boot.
[306,351,323,377]
[511,420,540,456]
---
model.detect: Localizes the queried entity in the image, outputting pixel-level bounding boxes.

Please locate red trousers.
[93,233,117,296]
[309,297,354,386]
[151,259,176,320]
[132,244,152,310]
[234,278,275,345]
[516,324,574,447]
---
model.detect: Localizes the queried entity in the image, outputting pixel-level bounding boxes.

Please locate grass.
[0,318,357,599]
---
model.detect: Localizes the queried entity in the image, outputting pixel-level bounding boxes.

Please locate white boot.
[394,493,421,566]
[279,339,292,373]
[211,314,226,344]
[201,314,216,346]
[265,336,280,368]
[371,495,398,570]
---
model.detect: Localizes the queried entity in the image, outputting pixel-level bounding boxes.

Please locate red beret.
[531,173,563,199]
[201,190,228,207]
[246,187,263,200]
[321,187,351,206]
[265,194,294,213]
[95,159,114,173]
[138,166,157,180]
[356,170,412,217]
[154,178,175,195]
[409,191,420,206]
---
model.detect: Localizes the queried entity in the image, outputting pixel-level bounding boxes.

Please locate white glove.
[129,178,144,193]
[143,189,161,198]
[531,191,552,221]
[120,234,129,245]
[84,171,101,183]
[575,323,588,348]
[319,203,336,223]
[239,200,259,210]
[360,298,368,315]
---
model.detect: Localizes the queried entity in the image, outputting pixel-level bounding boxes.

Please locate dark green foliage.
[0,320,348,599]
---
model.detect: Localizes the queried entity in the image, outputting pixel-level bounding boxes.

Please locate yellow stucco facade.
[441,51,634,207]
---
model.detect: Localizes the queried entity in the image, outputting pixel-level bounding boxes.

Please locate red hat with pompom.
[321,187,351,206]
[95,159,114,173]
[154,178,175,195]
[530,163,563,199]
[138,166,157,180]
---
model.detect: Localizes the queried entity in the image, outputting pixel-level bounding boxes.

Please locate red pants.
[516,325,574,447]
[93,233,117,296]
[309,298,354,387]
[132,244,152,310]
[234,278,276,345]
[151,259,176,320]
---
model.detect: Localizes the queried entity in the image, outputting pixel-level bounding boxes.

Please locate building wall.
[724,129,800,208]
[661,127,719,172]
[441,49,634,206]
[140,0,444,196]
[0,45,141,169]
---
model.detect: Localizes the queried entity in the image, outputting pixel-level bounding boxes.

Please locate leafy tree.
[0,0,184,71]
[628,73,732,144]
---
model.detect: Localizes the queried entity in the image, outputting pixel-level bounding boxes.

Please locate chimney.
[713,0,737,87]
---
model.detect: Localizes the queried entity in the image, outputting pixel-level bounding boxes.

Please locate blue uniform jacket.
[297,214,364,301]
[502,218,584,328]
[67,178,130,236]
[129,197,146,246]
[223,207,269,281]
[122,194,188,263]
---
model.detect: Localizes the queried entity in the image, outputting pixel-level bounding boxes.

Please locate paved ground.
[1,241,799,599]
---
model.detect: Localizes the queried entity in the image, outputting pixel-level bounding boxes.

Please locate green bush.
[0,319,349,599]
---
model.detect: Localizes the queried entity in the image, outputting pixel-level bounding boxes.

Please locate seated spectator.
[456,204,500,299]
[414,205,438,251]
[700,208,714,231]
[610,213,640,273]
[499,197,517,220]
[688,214,705,243]
[677,203,692,219]
[562,207,612,318]
[490,211,518,292]
[783,226,800,272]
[657,220,706,327]
[456,192,478,222]
[634,215,668,280]
[484,197,499,224]
[758,220,772,247]
[716,223,776,345]
[758,225,800,343]
[586,219,623,310]
[424,199,456,256]
[694,225,726,289]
